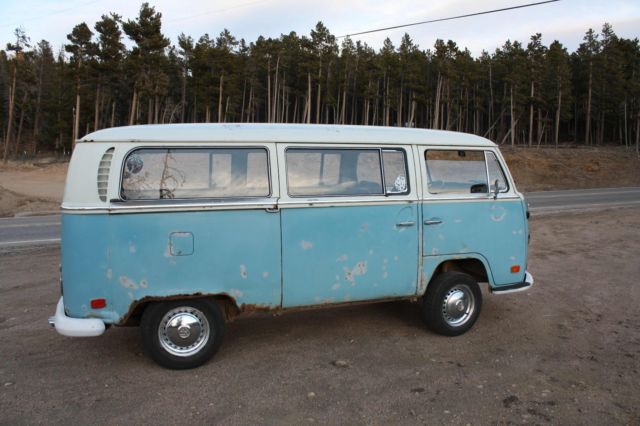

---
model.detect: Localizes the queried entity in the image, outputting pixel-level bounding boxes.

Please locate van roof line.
[79,123,495,147]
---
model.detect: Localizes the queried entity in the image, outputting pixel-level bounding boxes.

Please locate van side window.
[486,152,509,193]
[121,148,270,200]
[425,150,488,194]
[286,148,386,196]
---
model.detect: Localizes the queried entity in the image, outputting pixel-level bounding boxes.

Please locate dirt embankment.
[502,146,640,192]
[0,147,639,217]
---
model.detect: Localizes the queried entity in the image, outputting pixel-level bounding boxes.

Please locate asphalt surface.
[1,187,639,251]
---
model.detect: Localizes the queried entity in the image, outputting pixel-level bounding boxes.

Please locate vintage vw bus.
[49,123,533,369]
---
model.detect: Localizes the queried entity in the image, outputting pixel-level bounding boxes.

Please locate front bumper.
[48,297,106,337]
[492,271,534,294]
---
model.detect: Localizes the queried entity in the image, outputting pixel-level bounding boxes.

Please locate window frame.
[119,145,273,202]
[284,146,410,198]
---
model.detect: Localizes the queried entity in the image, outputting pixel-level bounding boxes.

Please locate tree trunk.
[316,63,322,124]
[73,92,81,148]
[623,100,628,148]
[14,92,27,156]
[129,89,138,125]
[181,67,187,123]
[585,60,593,145]
[555,85,562,147]
[306,72,312,124]
[94,84,101,131]
[3,65,18,162]
[111,101,116,128]
[510,85,515,146]
[635,112,639,155]
[528,80,534,147]
[433,73,442,129]
[218,74,224,123]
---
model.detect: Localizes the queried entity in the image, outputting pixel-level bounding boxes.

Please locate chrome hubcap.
[158,306,210,357]
[442,285,475,327]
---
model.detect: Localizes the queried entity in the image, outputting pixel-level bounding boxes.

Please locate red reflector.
[91,298,106,309]
[511,265,521,273]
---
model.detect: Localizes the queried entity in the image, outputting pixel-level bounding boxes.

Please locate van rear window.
[121,148,270,200]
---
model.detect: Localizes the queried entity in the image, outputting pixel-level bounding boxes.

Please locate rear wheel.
[422,272,482,336]
[141,299,224,369]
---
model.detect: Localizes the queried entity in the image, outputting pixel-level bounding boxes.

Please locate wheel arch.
[421,254,493,296]
[119,293,241,326]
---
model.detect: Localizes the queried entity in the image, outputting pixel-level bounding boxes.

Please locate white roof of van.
[79,123,495,147]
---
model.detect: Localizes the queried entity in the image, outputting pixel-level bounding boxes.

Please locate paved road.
[525,186,640,213]
[1,187,639,250]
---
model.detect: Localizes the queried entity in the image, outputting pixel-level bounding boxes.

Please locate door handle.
[265,207,279,213]
[424,219,442,225]
[396,221,416,227]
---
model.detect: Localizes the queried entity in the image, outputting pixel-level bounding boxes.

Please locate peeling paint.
[262,271,269,279]
[383,271,389,279]
[360,223,369,232]
[300,240,313,250]
[344,261,368,285]
[119,276,138,289]
[127,291,135,300]
[437,234,445,241]
[490,205,507,222]
[230,288,244,299]
[139,279,148,289]
[431,248,439,255]
[331,283,341,290]
[128,243,137,254]
[106,268,113,280]
[336,254,348,262]
[240,264,248,279]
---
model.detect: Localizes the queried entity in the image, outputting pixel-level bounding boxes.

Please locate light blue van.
[49,123,533,369]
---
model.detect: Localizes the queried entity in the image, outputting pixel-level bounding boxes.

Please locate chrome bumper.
[48,297,106,337]
[492,271,534,295]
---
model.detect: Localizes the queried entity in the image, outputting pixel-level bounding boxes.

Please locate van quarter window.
[425,150,489,195]
[286,148,409,197]
[486,151,509,193]
[121,147,270,200]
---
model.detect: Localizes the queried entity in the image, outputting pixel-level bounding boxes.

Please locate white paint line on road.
[0,222,60,229]
[0,238,61,247]
[530,200,640,214]
[526,189,640,199]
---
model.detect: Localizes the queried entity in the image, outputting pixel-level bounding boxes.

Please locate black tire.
[422,272,482,336]
[141,299,225,369]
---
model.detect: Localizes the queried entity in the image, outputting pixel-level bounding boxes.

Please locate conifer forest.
[1,3,639,160]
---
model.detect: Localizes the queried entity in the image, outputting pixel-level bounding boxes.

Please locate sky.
[0,0,639,56]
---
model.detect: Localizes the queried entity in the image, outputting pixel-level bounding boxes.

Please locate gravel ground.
[1,208,639,425]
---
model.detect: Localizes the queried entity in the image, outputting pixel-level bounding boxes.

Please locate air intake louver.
[97,148,114,202]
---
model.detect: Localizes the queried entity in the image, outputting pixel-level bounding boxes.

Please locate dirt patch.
[0,162,66,217]
[502,146,640,191]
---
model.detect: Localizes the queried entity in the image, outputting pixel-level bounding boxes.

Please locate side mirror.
[493,179,499,200]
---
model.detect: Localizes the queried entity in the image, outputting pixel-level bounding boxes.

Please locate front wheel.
[141,299,225,369]
[422,272,482,336]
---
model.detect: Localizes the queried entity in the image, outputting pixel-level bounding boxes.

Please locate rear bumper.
[48,297,106,337]
[492,271,534,294]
